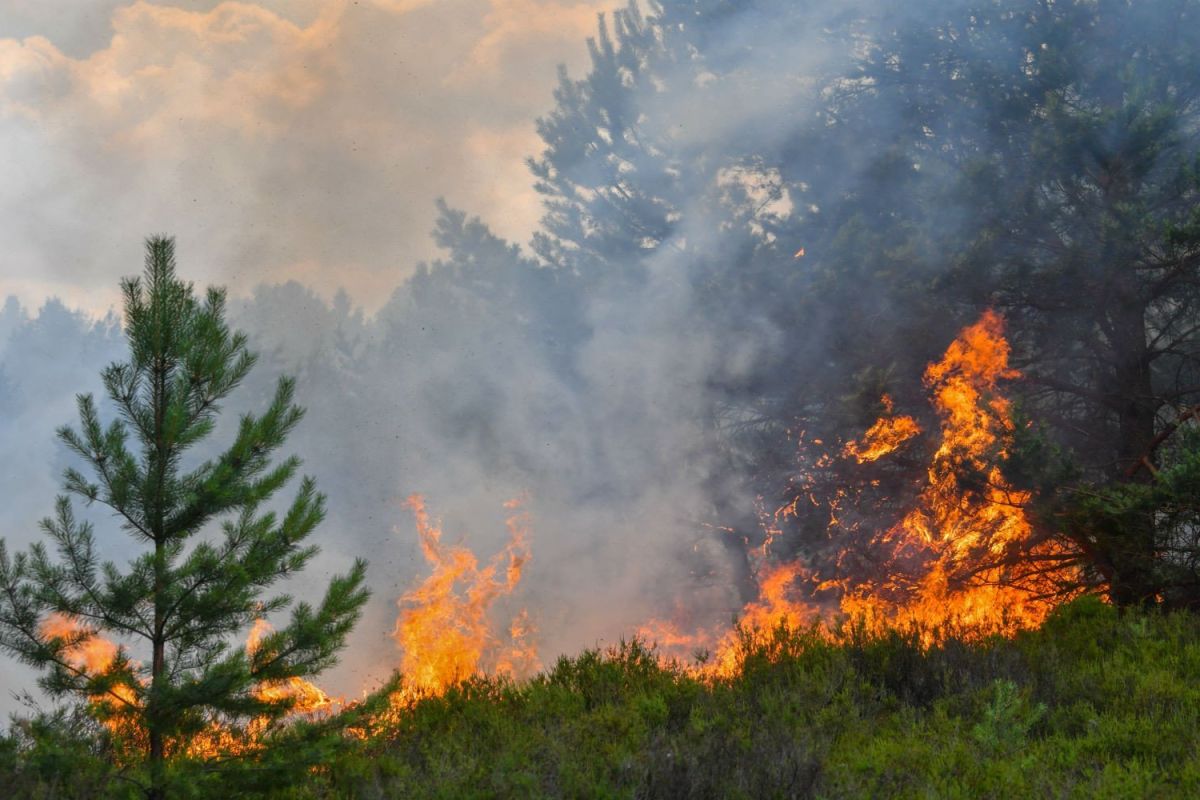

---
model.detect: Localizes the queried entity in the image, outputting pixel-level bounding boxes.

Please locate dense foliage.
[4,598,1199,798]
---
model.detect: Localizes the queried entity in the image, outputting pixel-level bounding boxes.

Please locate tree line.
[3,1,1200,796]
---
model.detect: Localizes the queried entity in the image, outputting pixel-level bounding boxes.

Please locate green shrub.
[7,598,1200,798]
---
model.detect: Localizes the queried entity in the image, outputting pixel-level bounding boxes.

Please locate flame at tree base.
[37,613,340,761]
[835,310,1077,633]
[640,310,1082,675]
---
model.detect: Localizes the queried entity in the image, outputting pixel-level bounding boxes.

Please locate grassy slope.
[7,597,1200,798]
[295,597,1200,799]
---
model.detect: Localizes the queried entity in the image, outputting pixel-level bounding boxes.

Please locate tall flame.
[391,494,538,702]
[38,612,336,759]
[641,310,1078,673]
[839,310,1072,631]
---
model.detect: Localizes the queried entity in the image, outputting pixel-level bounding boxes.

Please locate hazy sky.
[0,0,609,315]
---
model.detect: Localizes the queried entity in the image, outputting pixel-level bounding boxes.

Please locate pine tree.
[0,237,369,798]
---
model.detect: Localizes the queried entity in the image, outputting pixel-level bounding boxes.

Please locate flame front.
[840,310,1075,631]
[35,312,1082,753]
[391,494,538,702]
[641,310,1079,674]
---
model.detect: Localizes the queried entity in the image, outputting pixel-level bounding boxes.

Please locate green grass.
[6,597,1200,798]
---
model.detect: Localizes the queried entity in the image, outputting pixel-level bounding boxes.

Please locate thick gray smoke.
[223,210,771,695]
[0,0,967,712]
[8,0,1188,715]
[0,0,847,708]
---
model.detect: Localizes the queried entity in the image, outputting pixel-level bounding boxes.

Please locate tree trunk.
[148,534,167,800]
[1106,293,1158,607]
[148,340,169,800]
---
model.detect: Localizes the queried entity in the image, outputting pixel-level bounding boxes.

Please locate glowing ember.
[392,494,538,702]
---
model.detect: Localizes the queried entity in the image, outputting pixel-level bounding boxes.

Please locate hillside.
[7,597,1198,799]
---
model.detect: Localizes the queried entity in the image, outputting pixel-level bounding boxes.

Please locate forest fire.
[639,311,1077,672]
[184,620,339,758]
[38,613,141,743]
[4,4,1195,791]
[390,494,539,704]
[37,613,336,759]
[244,619,335,716]
[842,394,921,463]
[836,310,1075,632]
[35,496,542,755]
[37,312,1074,742]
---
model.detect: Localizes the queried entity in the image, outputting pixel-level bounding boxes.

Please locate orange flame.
[37,312,1080,745]
[640,310,1078,673]
[842,394,921,463]
[705,561,815,677]
[840,310,1071,632]
[245,618,334,714]
[38,612,337,759]
[38,613,141,742]
[391,494,538,703]
[183,618,341,758]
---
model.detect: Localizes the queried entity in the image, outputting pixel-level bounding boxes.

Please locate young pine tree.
[0,237,369,798]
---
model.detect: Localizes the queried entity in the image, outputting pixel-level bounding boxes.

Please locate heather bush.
[5,598,1200,798]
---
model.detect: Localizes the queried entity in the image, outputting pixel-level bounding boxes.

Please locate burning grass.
[6,312,1108,791]
[390,494,539,705]
[11,598,1200,798]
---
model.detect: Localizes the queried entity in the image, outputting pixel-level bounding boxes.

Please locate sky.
[0,0,610,315]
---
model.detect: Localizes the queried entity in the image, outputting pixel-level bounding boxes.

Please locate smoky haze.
[5,0,1190,721]
[1,0,824,710]
[0,0,996,715]
[0,0,609,314]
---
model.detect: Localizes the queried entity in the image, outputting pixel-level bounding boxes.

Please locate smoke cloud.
[0,0,607,313]
[4,0,853,716]
[5,0,1170,719]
